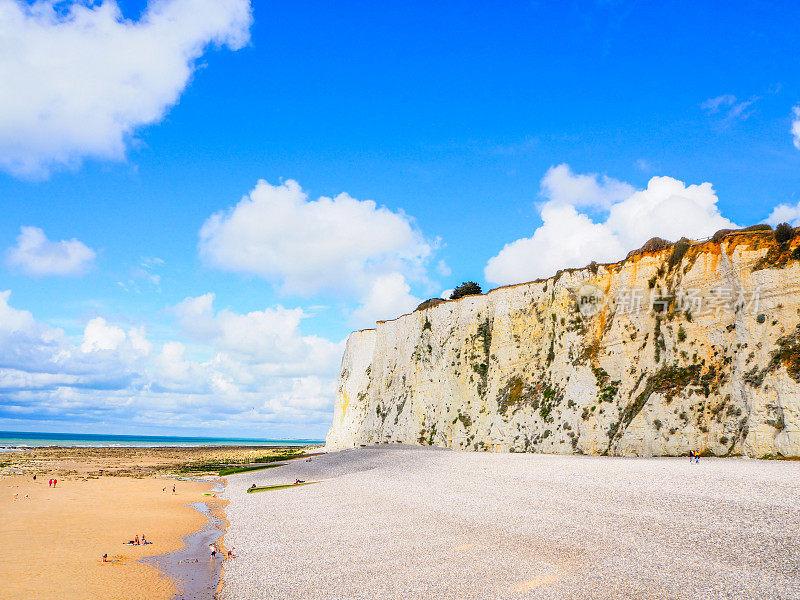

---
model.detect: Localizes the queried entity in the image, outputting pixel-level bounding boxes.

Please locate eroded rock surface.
[327,230,800,457]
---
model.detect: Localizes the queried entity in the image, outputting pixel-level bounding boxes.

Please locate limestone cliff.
[326,229,800,457]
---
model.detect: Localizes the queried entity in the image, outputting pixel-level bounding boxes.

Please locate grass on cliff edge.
[246,481,319,493]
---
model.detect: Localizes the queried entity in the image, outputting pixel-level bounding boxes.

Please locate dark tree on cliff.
[450,281,482,300]
[775,222,795,245]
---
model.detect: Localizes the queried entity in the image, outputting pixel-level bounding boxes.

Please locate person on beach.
[48,479,52,487]
[227,547,236,558]
[688,450,694,463]
[209,544,217,560]
[172,484,176,494]
[135,535,140,545]
[142,535,147,545]
[103,553,108,562]
[53,479,57,487]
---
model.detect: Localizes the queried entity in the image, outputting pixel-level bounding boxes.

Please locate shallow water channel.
[144,481,226,599]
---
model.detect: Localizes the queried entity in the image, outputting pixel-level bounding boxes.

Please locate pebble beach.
[221,446,800,600]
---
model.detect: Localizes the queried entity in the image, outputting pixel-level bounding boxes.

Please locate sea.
[0,430,323,450]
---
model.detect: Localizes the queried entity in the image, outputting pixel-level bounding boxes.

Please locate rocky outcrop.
[326,229,800,457]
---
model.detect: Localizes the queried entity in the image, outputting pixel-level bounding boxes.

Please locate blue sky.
[2,0,800,438]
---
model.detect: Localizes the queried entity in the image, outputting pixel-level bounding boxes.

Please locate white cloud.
[199,179,432,297]
[0,290,36,335]
[6,226,96,276]
[767,202,800,226]
[701,94,737,114]
[0,289,343,436]
[791,106,800,150]
[81,317,127,352]
[173,293,343,371]
[0,0,252,177]
[701,94,757,127]
[153,341,196,389]
[540,164,634,210]
[119,257,165,293]
[603,176,733,247]
[485,165,736,286]
[349,273,421,329]
[127,326,152,356]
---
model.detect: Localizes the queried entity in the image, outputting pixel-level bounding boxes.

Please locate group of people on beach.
[688,450,701,464]
[47,478,57,487]
[126,534,150,545]
[209,544,236,560]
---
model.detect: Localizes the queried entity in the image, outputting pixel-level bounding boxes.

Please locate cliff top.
[356,224,796,333]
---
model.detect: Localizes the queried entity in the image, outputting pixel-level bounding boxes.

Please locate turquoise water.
[0,430,323,449]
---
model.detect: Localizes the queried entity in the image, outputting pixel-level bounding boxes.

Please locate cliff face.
[326,231,800,457]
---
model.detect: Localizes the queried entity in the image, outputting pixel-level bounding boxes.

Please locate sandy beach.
[221,446,800,600]
[0,475,216,600]
[0,445,299,600]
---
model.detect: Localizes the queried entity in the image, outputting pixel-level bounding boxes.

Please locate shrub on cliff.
[450,282,482,300]
[775,222,795,245]
[712,224,772,243]
[415,298,444,312]
[626,237,671,260]
[667,237,691,270]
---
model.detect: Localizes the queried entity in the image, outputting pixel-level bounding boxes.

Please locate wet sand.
[0,445,302,600]
[0,474,221,600]
[144,482,228,599]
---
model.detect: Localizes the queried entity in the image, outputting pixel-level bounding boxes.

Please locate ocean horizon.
[0,430,324,449]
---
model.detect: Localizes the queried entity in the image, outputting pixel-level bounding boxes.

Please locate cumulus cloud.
[792,106,800,150]
[540,163,634,210]
[199,179,432,297]
[0,0,252,177]
[349,273,421,329]
[0,290,343,435]
[5,226,96,276]
[172,293,343,371]
[766,202,800,227]
[81,318,127,352]
[0,290,36,335]
[485,164,736,286]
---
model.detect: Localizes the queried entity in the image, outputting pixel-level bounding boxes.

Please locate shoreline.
[145,479,229,599]
[0,474,212,599]
[1,445,293,600]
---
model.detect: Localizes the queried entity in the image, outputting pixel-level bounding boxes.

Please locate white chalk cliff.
[326,229,800,457]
